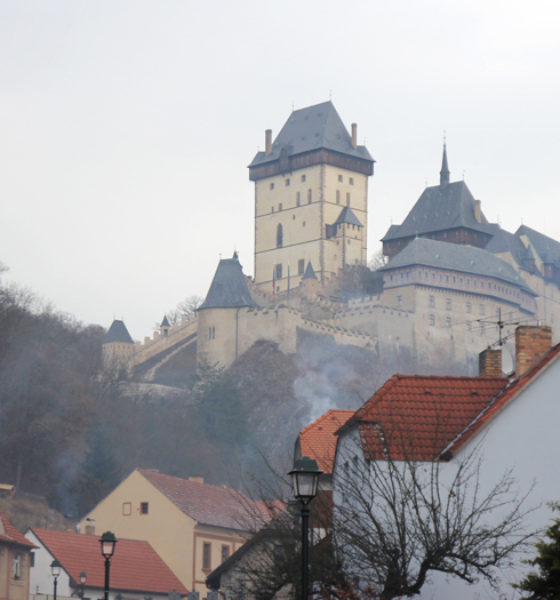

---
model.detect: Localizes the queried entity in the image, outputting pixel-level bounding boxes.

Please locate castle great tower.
[248,101,374,292]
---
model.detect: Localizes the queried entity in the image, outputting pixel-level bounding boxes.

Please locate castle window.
[338,174,343,182]
[140,502,149,515]
[208,326,216,340]
[298,259,305,274]
[278,203,282,211]
[276,224,283,248]
[446,298,452,311]
[429,295,435,308]
[270,182,274,190]
[285,178,290,186]
[336,190,340,204]
[446,317,452,328]
[429,314,435,326]
[203,542,211,571]
[349,177,354,185]
[275,264,282,280]
[479,304,485,315]
[397,295,403,308]
[466,301,472,313]
[308,189,312,203]
[296,191,301,206]
[301,174,306,182]
[346,193,350,206]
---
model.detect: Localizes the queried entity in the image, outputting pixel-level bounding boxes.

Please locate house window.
[296,191,301,206]
[221,545,230,563]
[446,298,452,311]
[466,301,472,313]
[308,189,312,203]
[285,178,290,186]
[122,502,132,516]
[338,174,343,182]
[30,553,35,567]
[301,174,306,182]
[276,224,283,248]
[429,314,435,326]
[203,542,211,571]
[429,295,435,308]
[13,554,21,579]
[140,502,149,515]
[275,264,282,281]
[270,182,274,190]
[298,259,305,275]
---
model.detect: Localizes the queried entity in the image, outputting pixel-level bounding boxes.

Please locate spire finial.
[440,137,450,186]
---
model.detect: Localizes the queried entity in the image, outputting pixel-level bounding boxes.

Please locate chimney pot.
[351,123,357,148]
[265,129,272,155]
[479,347,502,377]
[515,325,552,376]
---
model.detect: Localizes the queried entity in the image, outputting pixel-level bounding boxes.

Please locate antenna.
[477,307,520,347]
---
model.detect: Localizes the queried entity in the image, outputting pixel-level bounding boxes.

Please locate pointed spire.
[440,142,450,186]
[161,315,170,327]
[302,261,317,280]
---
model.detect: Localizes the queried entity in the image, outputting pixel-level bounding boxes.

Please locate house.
[334,325,560,599]
[0,510,35,600]
[26,527,187,600]
[78,469,271,598]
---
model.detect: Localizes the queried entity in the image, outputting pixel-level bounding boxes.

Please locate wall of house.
[77,471,195,591]
[0,544,32,600]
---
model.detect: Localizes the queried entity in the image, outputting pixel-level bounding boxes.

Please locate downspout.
[235,308,240,360]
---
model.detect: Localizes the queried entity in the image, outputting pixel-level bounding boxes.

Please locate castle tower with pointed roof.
[249,101,374,292]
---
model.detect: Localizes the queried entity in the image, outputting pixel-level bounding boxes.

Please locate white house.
[334,325,560,599]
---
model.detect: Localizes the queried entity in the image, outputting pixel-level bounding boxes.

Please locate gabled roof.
[249,101,373,168]
[334,206,363,227]
[516,225,560,266]
[138,470,264,530]
[380,237,533,293]
[347,375,508,461]
[382,180,494,242]
[29,528,187,594]
[0,511,36,549]
[199,253,258,310]
[298,409,354,473]
[102,320,134,344]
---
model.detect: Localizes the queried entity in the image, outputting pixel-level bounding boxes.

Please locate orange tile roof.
[138,470,268,530]
[31,528,187,595]
[0,511,36,549]
[299,409,354,473]
[349,375,508,461]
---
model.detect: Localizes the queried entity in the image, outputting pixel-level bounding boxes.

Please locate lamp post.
[289,456,322,600]
[79,571,87,600]
[50,559,62,600]
[99,532,117,600]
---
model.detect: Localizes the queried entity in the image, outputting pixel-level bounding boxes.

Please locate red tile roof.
[138,470,267,530]
[299,409,354,473]
[30,528,187,595]
[0,511,36,549]
[346,343,560,462]
[348,375,508,461]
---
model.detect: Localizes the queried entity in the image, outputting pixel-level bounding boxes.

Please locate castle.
[102,101,560,380]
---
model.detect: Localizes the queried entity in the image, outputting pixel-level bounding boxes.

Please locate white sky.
[2,0,560,340]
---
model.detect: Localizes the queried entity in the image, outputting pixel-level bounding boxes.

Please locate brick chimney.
[515,325,552,376]
[479,347,502,377]
[351,123,358,148]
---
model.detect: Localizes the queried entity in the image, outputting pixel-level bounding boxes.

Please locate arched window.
[277,224,283,248]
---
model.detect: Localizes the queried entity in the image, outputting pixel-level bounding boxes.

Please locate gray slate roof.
[516,225,560,265]
[249,101,373,167]
[302,261,317,280]
[161,315,170,327]
[103,320,134,344]
[485,225,535,270]
[334,205,363,227]
[382,181,494,241]
[381,237,533,293]
[199,253,258,310]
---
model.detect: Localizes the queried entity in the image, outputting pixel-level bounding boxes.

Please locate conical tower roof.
[302,261,318,280]
[103,320,134,344]
[199,253,258,310]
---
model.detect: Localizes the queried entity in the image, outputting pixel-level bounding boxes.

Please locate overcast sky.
[2,1,560,339]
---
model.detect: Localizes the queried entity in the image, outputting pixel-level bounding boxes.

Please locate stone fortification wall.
[131,316,199,368]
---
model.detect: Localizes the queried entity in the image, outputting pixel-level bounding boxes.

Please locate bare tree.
[167,294,203,324]
[334,432,536,599]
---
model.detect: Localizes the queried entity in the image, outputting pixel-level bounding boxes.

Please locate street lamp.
[99,532,117,600]
[79,571,87,600]
[50,559,62,600]
[289,456,322,600]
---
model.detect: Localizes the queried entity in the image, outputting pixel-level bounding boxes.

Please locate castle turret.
[160,315,170,337]
[197,252,259,367]
[249,101,374,291]
[301,261,320,299]
[440,142,450,186]
[102,319,135,373]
